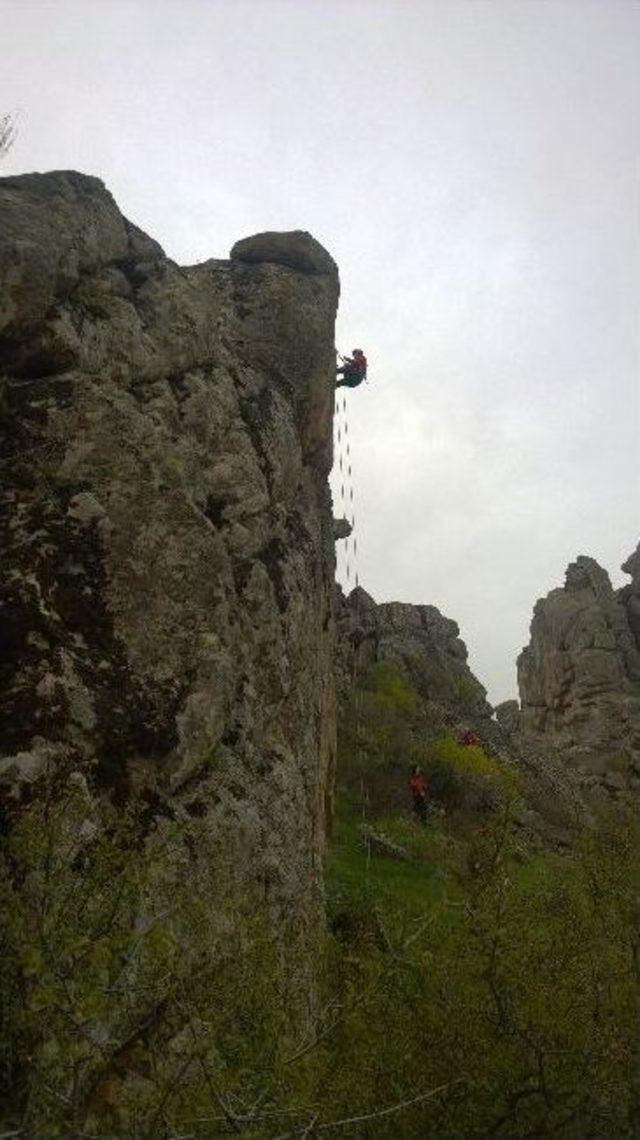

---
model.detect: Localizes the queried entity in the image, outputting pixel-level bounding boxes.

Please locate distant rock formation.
[494,699,521,736]
[336,584,492,722]
[618,542,640,654]
[0,172,339,1009]
[517,551,640,786]
[335,584,585,847]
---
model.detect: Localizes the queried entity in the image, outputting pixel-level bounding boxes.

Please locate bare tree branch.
[0,113,17,158]
[273,1080,463,1138]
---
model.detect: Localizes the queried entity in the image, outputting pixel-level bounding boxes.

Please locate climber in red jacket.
[336,348,367,388]
[408,765,429,826]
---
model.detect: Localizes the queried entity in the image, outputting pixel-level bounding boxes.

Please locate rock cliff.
[336,584,492,723]
[0,171,339,1003]
[517,550,640,788]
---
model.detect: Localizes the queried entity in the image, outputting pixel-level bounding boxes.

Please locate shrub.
[426,735,518,816]
[338,661,427,788]
[321,796,638,1139]
[0,778,302,1138]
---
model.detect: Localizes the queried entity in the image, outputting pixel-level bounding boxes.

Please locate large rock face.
[517,553,640,784]
[336,584,492,722]
[0,172,339,993]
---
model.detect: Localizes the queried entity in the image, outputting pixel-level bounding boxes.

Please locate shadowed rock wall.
[0,171,339,995]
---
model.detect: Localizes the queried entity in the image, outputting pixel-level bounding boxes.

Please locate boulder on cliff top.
[231,230,338,277]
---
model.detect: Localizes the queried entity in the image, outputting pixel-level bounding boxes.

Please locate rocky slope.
[517,549,640,790]
[336,583,492,724]
[0,171,339,1006]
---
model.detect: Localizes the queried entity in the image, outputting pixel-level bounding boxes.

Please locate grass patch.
[325,793,457,922]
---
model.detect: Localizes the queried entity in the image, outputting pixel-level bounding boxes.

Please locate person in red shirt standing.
[408,765,429,826]
[336,348,368,388]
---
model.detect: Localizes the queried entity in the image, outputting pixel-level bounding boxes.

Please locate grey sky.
[2,0,639,702]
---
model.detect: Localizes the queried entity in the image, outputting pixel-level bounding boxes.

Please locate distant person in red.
[459,729,480,748]
[409,765,429,826]
[336,348,367,388]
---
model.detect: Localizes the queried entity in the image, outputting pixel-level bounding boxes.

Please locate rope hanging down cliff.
[335,390,371,868]
[334,345,367,589]
[335,392,359,590]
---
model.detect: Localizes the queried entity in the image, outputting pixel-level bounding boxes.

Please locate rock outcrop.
[517,552,640,785]
[493,699,521,736]
[0,172,339,1004]
[334,585,580,847]
[618,542,640,654]
[336,584,492,722]
[332,516,353,541]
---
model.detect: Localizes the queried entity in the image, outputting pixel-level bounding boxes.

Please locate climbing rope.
[335,391,359,590]
[334,382,370,878]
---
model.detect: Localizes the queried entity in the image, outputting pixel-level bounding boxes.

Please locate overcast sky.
[2,0,638,702]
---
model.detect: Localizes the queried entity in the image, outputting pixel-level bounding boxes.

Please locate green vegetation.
[0,781,298,1139]
[427,735,519,817]
[325,663,638,1137]
[321,793,638,1138]
[1,661,637,1137]
[338,660,517,820]
[338,661,427,783]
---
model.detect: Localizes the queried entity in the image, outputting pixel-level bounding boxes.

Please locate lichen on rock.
[0,170,340,1021]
